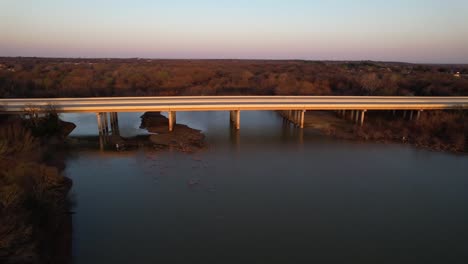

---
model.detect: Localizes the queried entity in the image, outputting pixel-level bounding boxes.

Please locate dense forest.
[0,58,467,98]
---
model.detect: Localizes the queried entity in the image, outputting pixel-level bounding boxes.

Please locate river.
[61,111,468,264]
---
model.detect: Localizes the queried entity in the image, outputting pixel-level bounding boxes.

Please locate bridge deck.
[1,96,467,113]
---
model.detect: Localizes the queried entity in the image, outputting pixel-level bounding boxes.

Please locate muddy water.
[62,111,468,264]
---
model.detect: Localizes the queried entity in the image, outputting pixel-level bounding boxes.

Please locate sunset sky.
[1,0,467,63]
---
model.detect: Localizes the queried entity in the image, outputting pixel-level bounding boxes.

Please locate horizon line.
[1,56,467,66]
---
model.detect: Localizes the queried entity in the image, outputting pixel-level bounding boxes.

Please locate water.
[62,111,468,264]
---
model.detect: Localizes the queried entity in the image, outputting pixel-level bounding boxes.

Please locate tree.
[360,73,382,95]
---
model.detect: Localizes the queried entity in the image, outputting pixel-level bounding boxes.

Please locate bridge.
[1,96,467,134]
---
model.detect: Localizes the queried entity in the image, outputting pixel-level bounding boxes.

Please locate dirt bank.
[141,112,206,153]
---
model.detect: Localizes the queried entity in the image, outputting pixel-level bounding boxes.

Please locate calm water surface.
[62,111,468,264]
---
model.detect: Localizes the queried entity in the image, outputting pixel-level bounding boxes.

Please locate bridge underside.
[92,109,428,136]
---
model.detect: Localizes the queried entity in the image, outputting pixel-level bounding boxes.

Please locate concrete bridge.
[1,96,467,134]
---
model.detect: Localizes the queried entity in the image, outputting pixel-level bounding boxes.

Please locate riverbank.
[302,111,467,154]
[0,115,73,263]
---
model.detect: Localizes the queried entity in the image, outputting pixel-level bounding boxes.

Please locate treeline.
[0,58,467,98]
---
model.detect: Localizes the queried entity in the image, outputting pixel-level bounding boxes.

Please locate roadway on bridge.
[1,96,467,113]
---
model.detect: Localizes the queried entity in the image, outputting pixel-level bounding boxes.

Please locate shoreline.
[302,111,467,155]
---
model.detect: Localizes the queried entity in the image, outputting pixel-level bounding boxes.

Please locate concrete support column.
[96,113,103,135]
[403,110,407,119]
[234,110,240,130]
[109,112,119,134]
[168,111,173,132]
[109,112,115,132]
[355,110,360,124]
[109,113,113,131]
[97,112,108,136]
[409,110,414,121]
[96,112,108,149]
[300,110,306,129]
[168,111,176,132]
[113,112,121,135]
[103,113,109,135]
[115,112,119,129]
[350,110,355,121]
[416,110,422,121]
[292,110,296,125]
[360,110,367,126]
[294,110,299,127]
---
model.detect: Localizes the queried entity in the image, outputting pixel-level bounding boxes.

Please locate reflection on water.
[62,111,468,264]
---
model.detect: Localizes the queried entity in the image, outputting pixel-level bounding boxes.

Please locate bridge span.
[1,96,467,133]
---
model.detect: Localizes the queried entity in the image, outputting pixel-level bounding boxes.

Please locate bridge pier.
[96,113,103,136]
[96,112,110,136]
[103,113,109,135]
[294,110,299,127]
[168,111,176,132]
[360,110,367,126]
[95,112,121,149]
[300,110,305,129]
[341,110,346,119]
[230,110,240,130]
[280,110,305,128]
[109,112,120,135]
[96,112,110,150]
[416,110,422,121]
[109,113,114,132]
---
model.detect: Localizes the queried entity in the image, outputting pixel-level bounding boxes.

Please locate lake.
[62,111,468,264]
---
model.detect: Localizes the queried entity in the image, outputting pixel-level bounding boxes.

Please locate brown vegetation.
[0,58,467,98]
[353,110,468,153]
[0,116,72,263]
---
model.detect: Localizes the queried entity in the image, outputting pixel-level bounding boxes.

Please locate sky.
[1,0,468,63]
